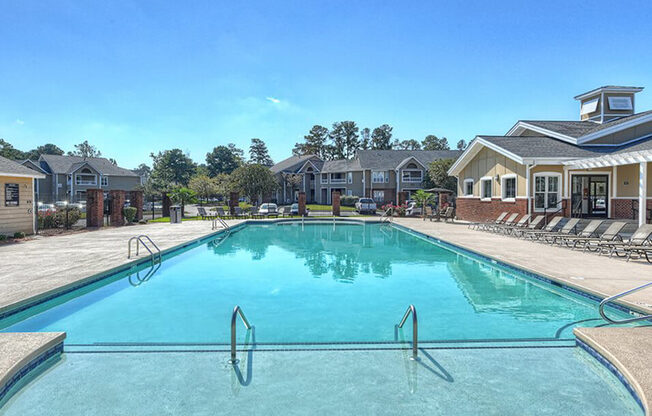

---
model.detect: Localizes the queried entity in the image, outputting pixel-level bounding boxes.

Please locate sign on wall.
[4,183,19,206]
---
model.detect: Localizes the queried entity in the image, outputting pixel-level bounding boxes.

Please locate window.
[346,189,353,196]
[580,97,599,115]
[372,171,388,183]
[321,173,328,184]
[463,179,474,196]
[101,176,108,187]
[75,174,97,186]
[608,96,633,110]
[402,170,423,183]
[373,190,385,203]
[480,177,492,200]
[534,174,561,211]
[330,173,346,184]
[501,175,516,200]
[406,163,418,169]
[347,172,353,184]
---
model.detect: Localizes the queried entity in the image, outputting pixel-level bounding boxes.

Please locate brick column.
[298,191,306,216]
[229,192,239,215]
[162,193,171,217]
[131,190,144,221]
[109,190,126,226]
[332,191,341,216]
[86,189,104,228]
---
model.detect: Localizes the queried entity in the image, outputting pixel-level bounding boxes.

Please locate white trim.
[298,159,321,173]
[448,137,525,176]
[578,112,652,144]
[480,176,492,201]
[574,86,643,101]
[532,172,562,212]
[462,178,474,197]
[640,162,647,226]
[0,172,46,179]
[500,174,517,201]
[506,122,577,144]
[401,169,423,183]
[396,156,426,170]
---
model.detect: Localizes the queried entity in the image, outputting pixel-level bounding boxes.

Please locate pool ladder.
[229,305,252,364]
[212,217,230,231]
[396,304,418,360]
[127,234,162,265]
[379,208,393,227]
[599,280,652,324]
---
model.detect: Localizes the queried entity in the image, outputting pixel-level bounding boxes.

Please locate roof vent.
[574,86,643,123]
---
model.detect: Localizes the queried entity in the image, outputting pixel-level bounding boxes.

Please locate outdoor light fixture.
[495,174,500,181]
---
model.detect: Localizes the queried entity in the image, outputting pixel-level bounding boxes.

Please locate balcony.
[330,178,346,184]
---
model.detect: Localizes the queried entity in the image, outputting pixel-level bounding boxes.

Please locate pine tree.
[422,135,450,150]
[249,138,274,166]
[371,124,393,149]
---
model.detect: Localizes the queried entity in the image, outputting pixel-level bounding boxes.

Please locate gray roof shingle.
[356,150,462,170]
[520,110,652,139]
[321,159,362,173]
[0,155,45,177]
[270,154,320,173]
[39,155,139,177]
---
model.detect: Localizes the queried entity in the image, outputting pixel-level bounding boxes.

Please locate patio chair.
[592,224,652,260]
[486,213,519,233]
[234,206,249,219]
[424,206,439,222]
[267,206,280,218]
[541,218,581,245]
[215,207,229,220]
[441,206,455,223]
[470,212,509,231]
[495,214,531,235]
[563,221,626,251]
[556,219,603,247]
[279,206,292,217]
[511,215,545,238]
[520,216,564,240]
[197,206,211,220]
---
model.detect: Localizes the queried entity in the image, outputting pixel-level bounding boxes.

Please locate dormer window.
[608,96,633,110]
[580,98,599,115]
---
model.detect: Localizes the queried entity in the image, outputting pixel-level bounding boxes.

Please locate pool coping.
[574,328,649,415]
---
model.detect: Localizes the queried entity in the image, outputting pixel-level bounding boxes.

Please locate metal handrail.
[543,199,567,225]
[229,305,252,363]
[127,234,162,264]
[396,304,418,360]
[379,207,393,225]
[599,281,652,324]
[212,217,230,230]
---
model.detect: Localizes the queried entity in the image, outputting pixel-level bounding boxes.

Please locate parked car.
[290,203,299,215]
[355,198,377,214]
[38,203,56,212]
[258,203,278,215]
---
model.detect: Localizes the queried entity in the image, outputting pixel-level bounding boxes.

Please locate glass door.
[571,175,608,217]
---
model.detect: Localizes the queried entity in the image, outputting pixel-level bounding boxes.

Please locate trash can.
[170,205,182,224]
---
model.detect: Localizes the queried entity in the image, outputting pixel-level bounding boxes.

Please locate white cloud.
[15,119,24,125]
[265,97,281,104]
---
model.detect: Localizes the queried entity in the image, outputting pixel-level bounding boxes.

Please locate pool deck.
[575,327,652,415]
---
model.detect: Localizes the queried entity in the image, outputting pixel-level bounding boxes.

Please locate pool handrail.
[127,234,162,265]
[230,305,252,363]
[212,217,230,230]
[397,304,418,360]
[599,281,652,324]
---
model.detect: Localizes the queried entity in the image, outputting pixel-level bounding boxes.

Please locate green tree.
[206,145,240,176]
[293,125,331,159]
[0,139,25,160]
[230,164,279,204]
[68,140,102,158]
[189,174,217,205]
[228,143,245,165]
[281,173,304,202]
[329,121,359,159]
[422,135,450,150]
[371,124,393,150]
[24,143,64,160]
[428,158,457,191]
[150,149,196,189]
[456,139,467,150]
[132,163,151,180]
[393,139,421,150]
[169,187,198,217]
[249,138,274,166]
[360,127,371,150]
[411,189,435,216]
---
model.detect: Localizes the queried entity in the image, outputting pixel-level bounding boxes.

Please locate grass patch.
[149,216,205,223]
[306,204,355,212]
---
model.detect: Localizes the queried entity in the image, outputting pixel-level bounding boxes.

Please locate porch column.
[639,162,647,226]
[525,165,531,215]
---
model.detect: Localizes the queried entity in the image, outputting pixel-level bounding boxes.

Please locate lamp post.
[64,200,69,230]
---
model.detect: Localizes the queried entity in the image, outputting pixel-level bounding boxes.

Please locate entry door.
[571,175,608,217]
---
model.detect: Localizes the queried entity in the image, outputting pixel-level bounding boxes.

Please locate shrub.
[38,207,82,229]
[340,195,359,207]
[124,206,138,223]
[0,235,7,241]
[13,231,26,239]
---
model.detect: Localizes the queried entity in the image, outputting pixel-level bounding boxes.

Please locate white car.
[38,203,56,212]
[290,203,299,215]
[258,203,278,216]
[355,198,377,214]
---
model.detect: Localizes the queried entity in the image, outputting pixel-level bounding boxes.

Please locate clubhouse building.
[449,86,652,226]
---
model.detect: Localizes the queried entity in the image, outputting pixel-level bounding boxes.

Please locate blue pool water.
[0,223,633,344]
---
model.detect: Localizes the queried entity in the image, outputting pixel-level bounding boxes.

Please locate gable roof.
[478,136,609,159]
[39,155,138,177]
[356,150,462,170]
[321,159,362,173]
[270,154,320,174]
[20,159,48,174]
[507,110,652,144]
[0,156,46,178]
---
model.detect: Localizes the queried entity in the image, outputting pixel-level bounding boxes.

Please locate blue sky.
[1,0,651,168]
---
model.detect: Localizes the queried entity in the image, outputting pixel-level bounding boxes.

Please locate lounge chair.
[216,207,230,220]
[424,206,436,221]
[267,206,279,218]
[511,215,545,238]
[470,212,509,231]
[197,206,213,220]
[440,206,455,223]
[557,219,604,247]
[487,213,519,233]
[563,221,626,251]
[521,216,564,240]
[279,206,292,217]
[592,224,652,260]
[541,218,581,245]
[495,214,531,235]
[234,206,249,218]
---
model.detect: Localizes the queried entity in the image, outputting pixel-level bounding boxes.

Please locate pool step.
[64,338,576,353]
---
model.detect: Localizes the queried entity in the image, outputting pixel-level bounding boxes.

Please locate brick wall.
[332,191,341,216]
[456,198,527,222]
[612,198,652,221]
[109,190,125,226]
[86,189,103,228]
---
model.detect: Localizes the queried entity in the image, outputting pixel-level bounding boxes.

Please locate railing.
[127,235,161,265]
[396,304,418,360]
[631,200,652,223]
[571,198,583,219]
[330,178,346,184]
[599,281,652,324]
[379,207,393,225]
[543,199,567,225]
[229,305,252,364]
[212,217,230,230]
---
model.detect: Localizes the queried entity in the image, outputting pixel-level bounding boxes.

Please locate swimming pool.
[0,222,645,415]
